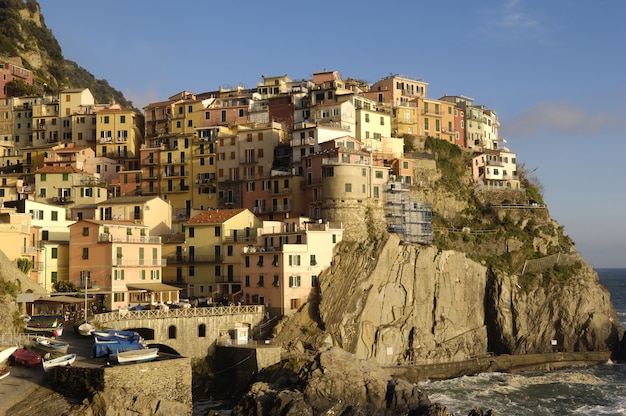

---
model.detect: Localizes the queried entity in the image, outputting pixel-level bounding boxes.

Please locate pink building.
[69,219,177,311]
[241,217,343,317]
[0,59,34,99]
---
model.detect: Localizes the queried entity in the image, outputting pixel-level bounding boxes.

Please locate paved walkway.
[0,327,106,415]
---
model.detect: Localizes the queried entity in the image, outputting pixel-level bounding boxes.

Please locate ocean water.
[418,268,626,415]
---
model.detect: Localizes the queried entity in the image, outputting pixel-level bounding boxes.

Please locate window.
[245,275,250,287]
[214,226,221,236]
[82,227,89,236]
[114,270,124,280]
[245,256,250,267]
[51,272,58,283]
[198,324,206,338]
[188,227,195,238]
[141,270,146,280]
[168,326,176,339]
[345,183,352,193]
[289,255,301,266]
[189,265,195,277]
[151,270,159,280]
[50,247,58,259]
[258,275,264,287]
[257,255,264,266]
[403,161,409,169]
[374,186,379,198]
[310,254,317,266]
[375,171,383,179]
[289,275,301,287]
[311,275,318,287]
[273,275,280,287]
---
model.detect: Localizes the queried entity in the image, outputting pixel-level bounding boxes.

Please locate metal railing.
[92,305,264,323]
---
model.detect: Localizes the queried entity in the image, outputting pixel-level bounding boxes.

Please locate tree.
[53,280,77,293]
[16,258,32,274]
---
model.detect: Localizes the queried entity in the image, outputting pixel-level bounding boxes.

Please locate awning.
[35,296,87,304]
[125,283,181,292]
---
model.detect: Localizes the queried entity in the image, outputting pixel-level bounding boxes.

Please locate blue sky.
[39,0,626,267]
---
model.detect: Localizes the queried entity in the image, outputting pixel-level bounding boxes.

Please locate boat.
[25,316,64,337]
[0,346,18,364]
[92,329,138,339]
[11,348,42,367]
[41,353,76,372]
[34,336,69,354]
[0,368,9,380]
[77,322,95,336]
[114,347,158,364]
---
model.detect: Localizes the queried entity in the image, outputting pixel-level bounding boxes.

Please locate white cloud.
[496,0,543,33]
[501,102,623,138]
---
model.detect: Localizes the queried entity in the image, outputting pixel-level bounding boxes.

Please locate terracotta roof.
[187,209,247,224]
[35,165,86,174]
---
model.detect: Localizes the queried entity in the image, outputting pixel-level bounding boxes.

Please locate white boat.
[42,353,76,371]
[78,322,95,336]
[34,336,69,354]
[116,347,158,364]
[0,346,18,364]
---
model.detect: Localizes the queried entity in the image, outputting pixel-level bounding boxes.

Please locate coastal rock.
[317,235,490,365]
[87,389,190,416]
[487,260,621,355]
[231,347,462,416]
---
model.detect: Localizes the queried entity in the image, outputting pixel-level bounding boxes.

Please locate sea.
[417,268,626,415]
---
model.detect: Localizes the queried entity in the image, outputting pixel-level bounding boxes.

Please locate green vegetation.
[426,139,575,276]
[16,258,32,274]
[53,280,77,292]
[0,279,19,297]
[425,137,472,196]
[0,0,138,110]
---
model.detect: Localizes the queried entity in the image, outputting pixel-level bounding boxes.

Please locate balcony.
[112,259,167,267]
[52,196,73,205]
[78,178,107,187]
[98,234,162,244]
[164,185,190,193]
[188,254,223,263]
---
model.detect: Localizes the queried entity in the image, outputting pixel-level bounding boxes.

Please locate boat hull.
[115,347,159,364]
[42,353,76,372]
[34,336,69,354]
[0,346,18,364]
[12,348,41,367]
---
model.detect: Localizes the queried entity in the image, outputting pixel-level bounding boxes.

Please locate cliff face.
[318,236,488,365]
[487,262,620,355]
[309,235,621,366]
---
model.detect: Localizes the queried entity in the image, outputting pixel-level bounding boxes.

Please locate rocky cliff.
[272,140,624,369]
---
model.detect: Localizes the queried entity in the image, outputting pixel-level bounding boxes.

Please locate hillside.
[0,0,136,110]
[272,138,624,367]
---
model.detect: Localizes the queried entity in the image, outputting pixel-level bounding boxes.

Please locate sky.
[38,0,626,268]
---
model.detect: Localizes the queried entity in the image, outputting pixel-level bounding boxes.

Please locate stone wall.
[387,351,612,382]
[98,309,265,358]
[214,345,282,393]
[47,357,192,406]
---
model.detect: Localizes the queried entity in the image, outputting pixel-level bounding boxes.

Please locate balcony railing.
[98,234,161,244]
[112,259,167,267]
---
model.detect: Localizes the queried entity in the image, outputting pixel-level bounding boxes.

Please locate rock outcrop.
[276,233,622,366]
[231,347,490,416]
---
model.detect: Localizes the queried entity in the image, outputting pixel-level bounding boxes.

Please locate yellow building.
[184,208,261,300]
[33,166,108,217]
[96,107,142,171]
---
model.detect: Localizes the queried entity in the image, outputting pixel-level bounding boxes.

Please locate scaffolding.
[385,182,433,244]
